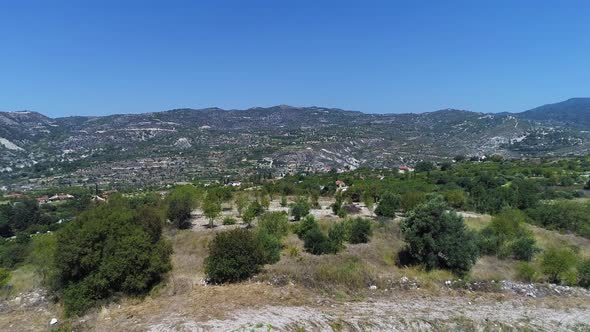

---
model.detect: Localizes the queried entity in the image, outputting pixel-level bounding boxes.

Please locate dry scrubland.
[1,198,590,331]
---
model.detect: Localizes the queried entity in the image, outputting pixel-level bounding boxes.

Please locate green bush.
[478,209,539,261]
[300,218,344,255]
[205,228,266,283]
[578,259,590,288]
[400,197,479,275]
[290,198,310,221]
[346,217,372,244]
[0,267,10,288]
[257,212,289,238]
[526,200,590,238]
[295,215,320,239]
[516,262,537,282]
[375,192,400,218]
[167,185,200,229]
[540,247,578,284]
[55,202,172,316]
[222,216,236,225]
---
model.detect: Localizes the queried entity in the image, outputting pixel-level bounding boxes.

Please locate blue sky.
[1,0,589,117]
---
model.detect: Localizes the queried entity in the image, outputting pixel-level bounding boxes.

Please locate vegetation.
[205,228,266,283]
[478,209,538,261]
[54,200,172,316]
[374,192,400,217]
[167,185,199,229]
[289,197,310,221]
[400,198,479,275]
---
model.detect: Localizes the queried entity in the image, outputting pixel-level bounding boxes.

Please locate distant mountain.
[1,100,590,190]
[517,98,590,128]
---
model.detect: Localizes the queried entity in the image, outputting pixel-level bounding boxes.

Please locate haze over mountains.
[1,98,590,190]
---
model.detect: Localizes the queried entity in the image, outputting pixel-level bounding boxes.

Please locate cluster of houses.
[36,193,75,204]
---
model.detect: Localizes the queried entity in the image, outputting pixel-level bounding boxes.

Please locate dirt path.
[147,295,590,332]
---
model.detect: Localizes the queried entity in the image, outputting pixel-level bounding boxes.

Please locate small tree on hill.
[290,197,310,221]
[400,197,479,275]
[202,195,221,228]
[375,192,401,218]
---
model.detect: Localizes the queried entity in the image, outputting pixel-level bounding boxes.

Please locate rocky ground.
[2,281,590,331]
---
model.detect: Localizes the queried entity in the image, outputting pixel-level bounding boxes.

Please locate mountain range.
[1,98,590,190]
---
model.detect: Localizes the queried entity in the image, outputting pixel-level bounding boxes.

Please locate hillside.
[1,99,590,190]
[518,98,590,128]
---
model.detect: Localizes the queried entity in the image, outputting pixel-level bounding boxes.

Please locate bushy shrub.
[540,247,577,284]
[55,202,172,316]
[0,267,10,288]
[478,209,539,261]
[222,216,236,225]
[167,185,199,229]
[400,191,426,211]
[290,198,310,221]
[516,262,537,282]
[400,197,479,275]
[255,212,290,264]
[578,259,590,288]
[298,216,345,255]
[346,217,372,244]
[375,192,400,218]
[526,200,590,238]
[205,228,265,283]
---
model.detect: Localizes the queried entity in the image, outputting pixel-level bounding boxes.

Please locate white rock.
[50,318,58,325]
[369,285,378,290]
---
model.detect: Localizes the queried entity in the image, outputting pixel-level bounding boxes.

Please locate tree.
[415,161,435,173]
[478,209,539,261]
[202,194,222,228]
[205,228,266,283]
[540,247,578,284]
[400,197,479,275]
[167,185,199,229]
[347,217,372,244]
[375,192,400,218]
[55,202,172,316]
[290,197,310,221]
[234,192,249,217]
[362,192,374,215]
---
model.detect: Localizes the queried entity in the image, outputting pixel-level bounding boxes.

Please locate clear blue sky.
[1,0,589,117]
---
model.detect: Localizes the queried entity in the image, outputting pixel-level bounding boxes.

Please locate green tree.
[55,202,172,316]
[540,247,578,284]
[202,194,222,228]
[362,192,374,215]
[400,198,479,275]
[167,185,199,229]
[375,192,400,218]
[415,161,435,173]
[234,192,249,217]
[347,217,373,244]
[290,197,310,221]
[205,228,266,283]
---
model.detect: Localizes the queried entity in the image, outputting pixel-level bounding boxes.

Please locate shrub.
[55,202,172,316]
[167,185,199,229]
[516,262,537,282]
[222,216,236,225]
[205,228,266,283]
[301,218,345,255]
[478,209,539,261]
[540,247,578,284]
[578,259,590,288]
[0,267,10,288]
[303,228,332,255]
[526,200,590,238]
[374,192,400,218]
[295,215,320,239]
[257,212,289,238]
[290,198,310,221]
[400,191,426,211]
[443,190,466,209]
[347,217,372,244]
[400,197,479,275]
